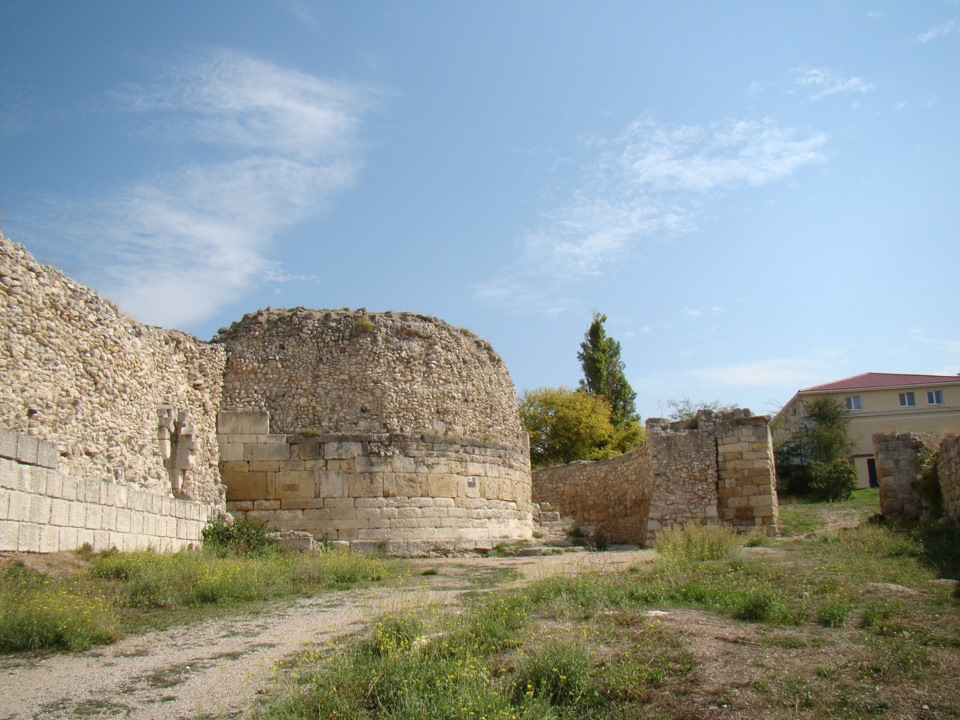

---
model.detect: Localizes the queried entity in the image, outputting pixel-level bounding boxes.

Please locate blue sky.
[2,1,958,420]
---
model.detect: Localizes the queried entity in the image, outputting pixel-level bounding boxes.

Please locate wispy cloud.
[37,49,376,328]
[691,357,837,389]
[793,66,874,101]
[476,117,827,312]
[918,19,957,42]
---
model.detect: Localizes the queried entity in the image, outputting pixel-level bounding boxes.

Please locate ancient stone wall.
[532,410,778,546]
[0,235,226,504]
[220,411,531,555]
[1,428,212,552]
[215,307,523,445]
[874,431,960,523]
[873,432,936,521]
[939,436,960,522]
[716,415,779,529]
[530,449,651,545]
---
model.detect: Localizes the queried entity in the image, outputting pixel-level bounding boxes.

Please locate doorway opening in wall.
[867,458,878,488]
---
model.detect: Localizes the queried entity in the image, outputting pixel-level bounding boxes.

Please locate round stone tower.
[213,307,532,555]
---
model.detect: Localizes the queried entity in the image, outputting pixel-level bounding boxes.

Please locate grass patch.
[0,546,403,654]
[253,495,960,720]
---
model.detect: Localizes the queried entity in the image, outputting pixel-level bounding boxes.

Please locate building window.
[899,392,916,407]
[928,390,944,405]
[845,396,861,411]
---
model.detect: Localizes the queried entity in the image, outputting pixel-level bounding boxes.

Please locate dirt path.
[0,549,654,719]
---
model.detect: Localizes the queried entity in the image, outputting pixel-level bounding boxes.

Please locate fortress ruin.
[1,233,779,556]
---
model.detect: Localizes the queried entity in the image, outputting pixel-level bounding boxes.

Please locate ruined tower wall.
[215,309,533,555]
[532,410,779,546]
[215,307,523,444]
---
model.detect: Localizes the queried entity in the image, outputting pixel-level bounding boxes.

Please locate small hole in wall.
[467,478,477,489]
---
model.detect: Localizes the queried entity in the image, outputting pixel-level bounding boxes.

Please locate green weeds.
[0,544,402,654]
[255,513,960,719]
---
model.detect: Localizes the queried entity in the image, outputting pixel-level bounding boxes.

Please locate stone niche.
[214,308,532,555]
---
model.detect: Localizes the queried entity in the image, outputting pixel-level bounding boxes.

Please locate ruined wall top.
[215,307,524,445]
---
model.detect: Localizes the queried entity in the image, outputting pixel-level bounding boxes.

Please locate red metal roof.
[799,372,960,393]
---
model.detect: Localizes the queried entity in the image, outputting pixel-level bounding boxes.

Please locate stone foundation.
[219,411,532,555]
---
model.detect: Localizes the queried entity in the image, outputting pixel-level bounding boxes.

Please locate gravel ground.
[0,549,654,719]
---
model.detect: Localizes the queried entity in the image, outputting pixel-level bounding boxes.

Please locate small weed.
[354,315,375,333]
[294,427,320,437]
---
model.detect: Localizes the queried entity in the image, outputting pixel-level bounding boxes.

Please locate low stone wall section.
[219,411,532,556]
[0,234,226,504]
[873,432,937,521]
[939,436,960,522]
[532,410,778,547]
[530,448,651,545]
[874,432,960,523]
[1,428,216,552]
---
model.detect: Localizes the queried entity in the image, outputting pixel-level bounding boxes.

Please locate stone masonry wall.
[532,410,779,547]
[0,235,226,505]
[643,416,720,543]
[215,307,523,445]
[716,416,779,530]
[1,427,213,552]
[874,432,960,523]
[530,449,652,545]
[939,436,960,522]
[873,432,937,521]
[220,411,532,556]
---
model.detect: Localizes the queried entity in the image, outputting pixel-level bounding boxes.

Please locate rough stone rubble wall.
[530,448,651,545]
[531,410,779,546]
[215,307,523,445]
[939,436,960,522]
[874,431,959,522]
[1,427,211,552]
[0,234,226,505]
[220,411,532,556]
[643,416,720,543]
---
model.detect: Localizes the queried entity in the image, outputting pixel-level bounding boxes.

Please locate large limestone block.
[225,472,268,501]
[318,469,345,498]
[272,470,317,499]
[426,473,457,498]
[325,442,362,459]
[245,442,290,463]
[384,473,422,498]
[348,473,384,498]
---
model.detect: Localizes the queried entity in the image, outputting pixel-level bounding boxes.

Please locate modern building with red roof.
[773,373,960,488]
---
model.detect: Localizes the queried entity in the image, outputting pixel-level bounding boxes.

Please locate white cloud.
[691,358,835,389]
[44,49,376,328]
[476,117,826,312]
[793,66,874,101]
[918,19,957,43]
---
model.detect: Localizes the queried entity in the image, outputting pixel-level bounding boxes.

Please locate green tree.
[774,397,854,499]
[577,313,638,426]
[519,387,643,468]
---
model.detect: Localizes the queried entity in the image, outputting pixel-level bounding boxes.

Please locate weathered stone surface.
[0,234,226,505]
[533,410,778,546]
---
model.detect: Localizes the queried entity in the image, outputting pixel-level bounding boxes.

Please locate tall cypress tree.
[577,312,638,425]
